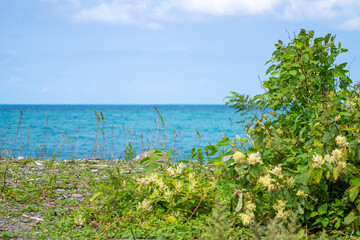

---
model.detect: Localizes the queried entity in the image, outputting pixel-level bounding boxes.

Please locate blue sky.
[1,0,360,104]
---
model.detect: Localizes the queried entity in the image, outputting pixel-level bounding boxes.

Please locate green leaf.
[297,205,304,215]
[310,212,318,218]
[323,132,331,143]
[289,70,297,76]
[353,178,360,186]
[139,157,152,165]
[314,168,323,184]
[318,203,328,215]
[329,125,338,137]
[166,216,178,224]
[166,148,173,159]
[266,64,276,75]
[335,218,341,229]
[254,133,264,148]
[212,161,224,166]
[216,137,230,147]
[90,192,103,202]
[347,164,359,174]
[344,214,357,225]
[349,186,360,202]
[333,166,340,181]
[204,145,218,157]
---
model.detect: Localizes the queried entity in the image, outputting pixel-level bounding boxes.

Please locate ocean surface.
[0,105,246,160]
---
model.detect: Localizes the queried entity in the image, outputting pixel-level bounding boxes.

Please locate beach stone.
[133,150,154,162]
[72,193,83,198]
[133,150,170,163]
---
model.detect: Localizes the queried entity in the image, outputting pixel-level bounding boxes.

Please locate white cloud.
[177,0,282,16]
[71,0,283,27]
[143,22,164,31]
[75,2,137,24]
[44,0,360,31]
[336,16,360,30]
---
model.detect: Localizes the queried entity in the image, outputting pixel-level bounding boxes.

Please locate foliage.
[124,141,136,161]
[225,29,360,233]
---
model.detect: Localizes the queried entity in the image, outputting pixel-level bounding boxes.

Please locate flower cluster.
[240,200,256,226]
[336,135,349,148]
[138,173,159,185]
[233,151,246,164]
[296,190,309,198]
[311,155,324,168]
[137,199,152,211]
[273,199,290,220]
[314,148,346,171]
[233,151,263,165]
[167,163,186,177]
[258,174,276,192]
[270,164,282,176]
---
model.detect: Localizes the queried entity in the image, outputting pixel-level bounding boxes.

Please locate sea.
[0,105,247,160]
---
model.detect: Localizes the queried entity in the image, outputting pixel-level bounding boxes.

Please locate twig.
[22,214,44,222]
[95,217,123,239]
[186,193,205,225]
[130,228,136,240]
[325,230,358,240]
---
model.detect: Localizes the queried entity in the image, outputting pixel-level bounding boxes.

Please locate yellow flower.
[338,161,347,171]
[276,210,290,220]
[137,199,152,211]
[248,152,263,165]
[296,190,309,198]
[332,149,343,161]
[233,151,246,164]
[245,201,256,212]
[268,184,276,192]
[311,154,324,168]
[258,174,273,188]
[336,135,349,147]
[175,181,183,192]
[270,164,282,175]
[240,212,254,226]
[273,199,287,212]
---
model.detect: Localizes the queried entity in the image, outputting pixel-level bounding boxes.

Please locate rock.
[133,150,170,163]
[133,150,154,162]
[71,193,83,198]
[34,161,43,166]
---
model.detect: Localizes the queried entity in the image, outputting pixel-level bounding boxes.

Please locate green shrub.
[226,29,360,233]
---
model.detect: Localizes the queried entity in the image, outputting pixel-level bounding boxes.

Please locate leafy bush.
[226,29,360,233]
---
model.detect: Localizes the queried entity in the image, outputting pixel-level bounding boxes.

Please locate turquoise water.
[0,105,245,160]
